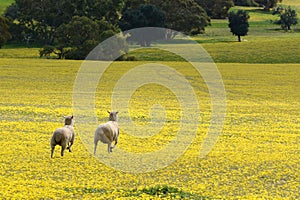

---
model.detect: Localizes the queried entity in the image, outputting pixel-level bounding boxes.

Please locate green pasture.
[280,0,300,8]
[1,32,299,63]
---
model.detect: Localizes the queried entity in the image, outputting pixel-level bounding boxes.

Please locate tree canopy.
[56,16,101,59]
[160,0,210,35]
[234,0,258,6]
[123,0,210,36]
[5,0,123,45]
[273,6,298,30]
[228,10,250,42]
[2,0,219,59]
[119,4,165,46]
[255,0,282,11]
[196,0,234,19]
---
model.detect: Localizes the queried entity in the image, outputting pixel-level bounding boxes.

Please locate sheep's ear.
[107,110,110,114]
[71,115,74,119]
[116,111,119,114]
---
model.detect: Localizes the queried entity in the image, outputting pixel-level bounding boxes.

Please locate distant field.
[2,34,300,63]
[200,34,300,63]
[197,6,300,63]
[0,59,299,199]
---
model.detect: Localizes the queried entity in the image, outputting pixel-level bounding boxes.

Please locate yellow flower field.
[0,58,299,199]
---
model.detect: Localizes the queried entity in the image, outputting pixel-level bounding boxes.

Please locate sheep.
[50,115,75,158]
[94,111,119,155]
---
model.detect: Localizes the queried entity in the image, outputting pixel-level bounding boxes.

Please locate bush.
[116,54,137,61]
[273,6,298,31]
[64,48,87,60]
[39,45,55,58]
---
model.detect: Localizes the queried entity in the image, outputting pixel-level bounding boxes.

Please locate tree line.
[0,0,297,59]
[1,0,232,59]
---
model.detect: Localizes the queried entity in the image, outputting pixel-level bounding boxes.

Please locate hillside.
[1,1,299,63]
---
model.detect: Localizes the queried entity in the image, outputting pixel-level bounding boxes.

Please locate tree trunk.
[238,35,241,42]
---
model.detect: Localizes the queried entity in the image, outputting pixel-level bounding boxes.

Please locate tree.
[5,0,126,59]
[122,0,210,37]
[228,10,250,42]
[5,0,72,44]
[0,16,12,48]
[273,6,298,30]
[234,0,258,6]
[158,0,210,35]
[196,0,234,19]
[255,0,282,11]
[55,16,101,59]
[119,4,165,46]
[5,0,123,45]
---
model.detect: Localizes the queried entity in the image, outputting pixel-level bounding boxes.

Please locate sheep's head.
[64,115,74,125]
[108,111,118,122]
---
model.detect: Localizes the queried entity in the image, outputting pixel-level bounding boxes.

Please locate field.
[0,1,300,199]
[0,59,299,199]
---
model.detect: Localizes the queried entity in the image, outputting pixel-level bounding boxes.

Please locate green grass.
[125,22,300,63]
[0,0,14,15]
[230,6,278,22]
[194,6,300,63]
[0,48,40,58]
[280,0,300,8]
[200,34,300,63]
[1,34,300,63]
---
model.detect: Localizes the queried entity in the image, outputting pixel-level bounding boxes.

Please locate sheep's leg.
[94,140,98,155]
[51,146,55,158]
[112,129,119,149]
[68,142,73,152]
[108,143,112,153]
[111,138,118,149]
[114,137,118,147]
[61,145,66,157]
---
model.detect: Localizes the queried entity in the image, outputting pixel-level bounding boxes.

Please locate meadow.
[0,59,299,199]
[0,2,300,199]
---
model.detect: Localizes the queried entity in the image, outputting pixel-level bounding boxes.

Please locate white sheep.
[50,115,75,158]
[94,111,119,155]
